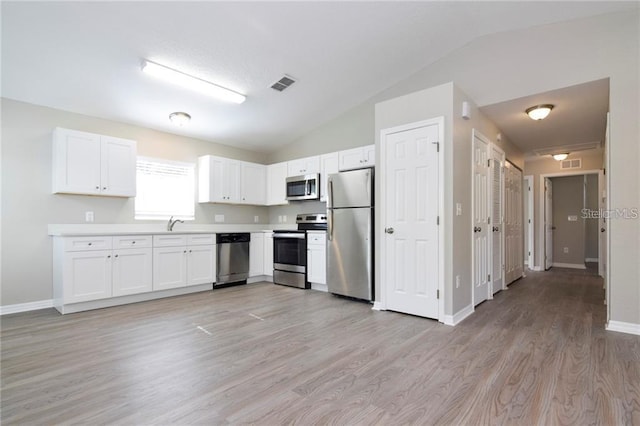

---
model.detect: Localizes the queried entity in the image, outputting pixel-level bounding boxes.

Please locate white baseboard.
[552,262,586,270]
[1,299,54,315]
[371,301,384,311]
[442,303,474,326]
[585,258,599,263]
[528,266,544,272]
[606,320,640,336]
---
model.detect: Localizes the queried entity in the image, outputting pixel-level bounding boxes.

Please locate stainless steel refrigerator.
[326,168,374,301]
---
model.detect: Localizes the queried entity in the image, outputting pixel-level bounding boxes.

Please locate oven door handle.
[273,233,306,239]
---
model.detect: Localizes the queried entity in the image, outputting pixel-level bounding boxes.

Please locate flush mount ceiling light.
[552,153,569,161]
[142,60,246,104]
[169,112,191,126]
[526,104,554,120]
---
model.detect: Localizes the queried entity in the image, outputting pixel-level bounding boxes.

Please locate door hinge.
[487,159,490,167]
[488,274,491,281]
[437,216,440,225]
[437,289,440,299]
[433,141,440,152]
[488,217,491,224]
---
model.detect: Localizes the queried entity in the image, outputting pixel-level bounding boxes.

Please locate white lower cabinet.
[307,231,326,287]
[250,232,265,277]
[63,249,113,303]
[187,244,216,286]
[152,246,187,291]
[250,231,274,279]
[112,247,153,297]
[152,234,216,290]
[264,232,273,276]
[54,235,152,307]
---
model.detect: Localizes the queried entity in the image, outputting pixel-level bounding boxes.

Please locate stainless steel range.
[273,213,327,289]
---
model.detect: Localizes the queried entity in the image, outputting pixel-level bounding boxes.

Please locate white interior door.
[382,122,440,319]
[544,177,554,270]
[504,163,523,283]
[599,171,607,279]
[490,146,505,294]
[472,132,489,305]
[524,176,534,268]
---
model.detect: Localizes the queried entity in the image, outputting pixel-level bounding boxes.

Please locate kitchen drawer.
[113,235,152,249]
[187,234,215,246]
[307,232,326,246]
[64,236,112,252]
[153,234,188,247]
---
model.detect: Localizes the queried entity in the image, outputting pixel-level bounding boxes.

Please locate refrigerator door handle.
[328,209,333,241]
[327,178,334,241]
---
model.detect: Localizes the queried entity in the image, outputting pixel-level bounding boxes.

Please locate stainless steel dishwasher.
[215,233,250,287]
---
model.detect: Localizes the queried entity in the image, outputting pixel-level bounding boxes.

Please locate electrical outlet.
[456,203,462,216]
[455,275,460,288]
[563,247,569,253]
[254,215,259,223]
[85,211,94,222]
[278,215,283,223]
[214,214,225,223]
[283,215,288,222]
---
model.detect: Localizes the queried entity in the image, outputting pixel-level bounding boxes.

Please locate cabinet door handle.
[88,242,92,246]
[107,255,111,258]
[114,254,118,258]
[95,186,99,190]
[132,241,136,244]
[189,250,192,253]
[184,250,187,253]
[103,187,107,190]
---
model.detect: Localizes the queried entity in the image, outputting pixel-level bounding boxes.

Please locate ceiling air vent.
[560,158,582,170]
[271,75,296,92]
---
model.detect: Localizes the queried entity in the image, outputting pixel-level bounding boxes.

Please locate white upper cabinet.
[320,152,339,202]
[287,155,320,177]
[338,144,375,171]
[198,155,241,204]
[53,128,136,197]
[198,155,266,205]
[266,162,289,206]
[240,162,266,205]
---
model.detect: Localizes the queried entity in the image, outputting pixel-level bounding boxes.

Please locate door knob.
[601,228,605,232]
[385,227,394,234]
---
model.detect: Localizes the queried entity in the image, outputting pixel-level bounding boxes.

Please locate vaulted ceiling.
[2,2,634,152]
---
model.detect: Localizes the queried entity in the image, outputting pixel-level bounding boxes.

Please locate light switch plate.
[214,214,225,223]
[85,211,94,222]
[456,203,462,216]
[254,215,259,223]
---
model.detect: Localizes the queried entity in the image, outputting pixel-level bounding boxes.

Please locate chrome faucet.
[167,216,184,231]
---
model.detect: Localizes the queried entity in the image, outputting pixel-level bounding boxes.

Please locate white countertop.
[48,223,297,236]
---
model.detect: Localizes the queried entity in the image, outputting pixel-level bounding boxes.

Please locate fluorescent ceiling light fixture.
[552,153,569,161]
[169,112,191,126]
[526,104,554,120]
[142,60,246,104]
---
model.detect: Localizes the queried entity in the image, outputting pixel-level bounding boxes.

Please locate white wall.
[1,99,269,306]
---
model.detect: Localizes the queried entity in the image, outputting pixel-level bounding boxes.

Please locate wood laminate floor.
[2,269,639,425]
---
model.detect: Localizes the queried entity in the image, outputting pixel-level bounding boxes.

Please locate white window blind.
[135,157,195,220]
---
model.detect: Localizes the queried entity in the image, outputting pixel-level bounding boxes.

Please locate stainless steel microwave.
[286,173,320,201]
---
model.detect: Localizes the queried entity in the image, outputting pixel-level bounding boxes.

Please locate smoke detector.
[271,75,296,92]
